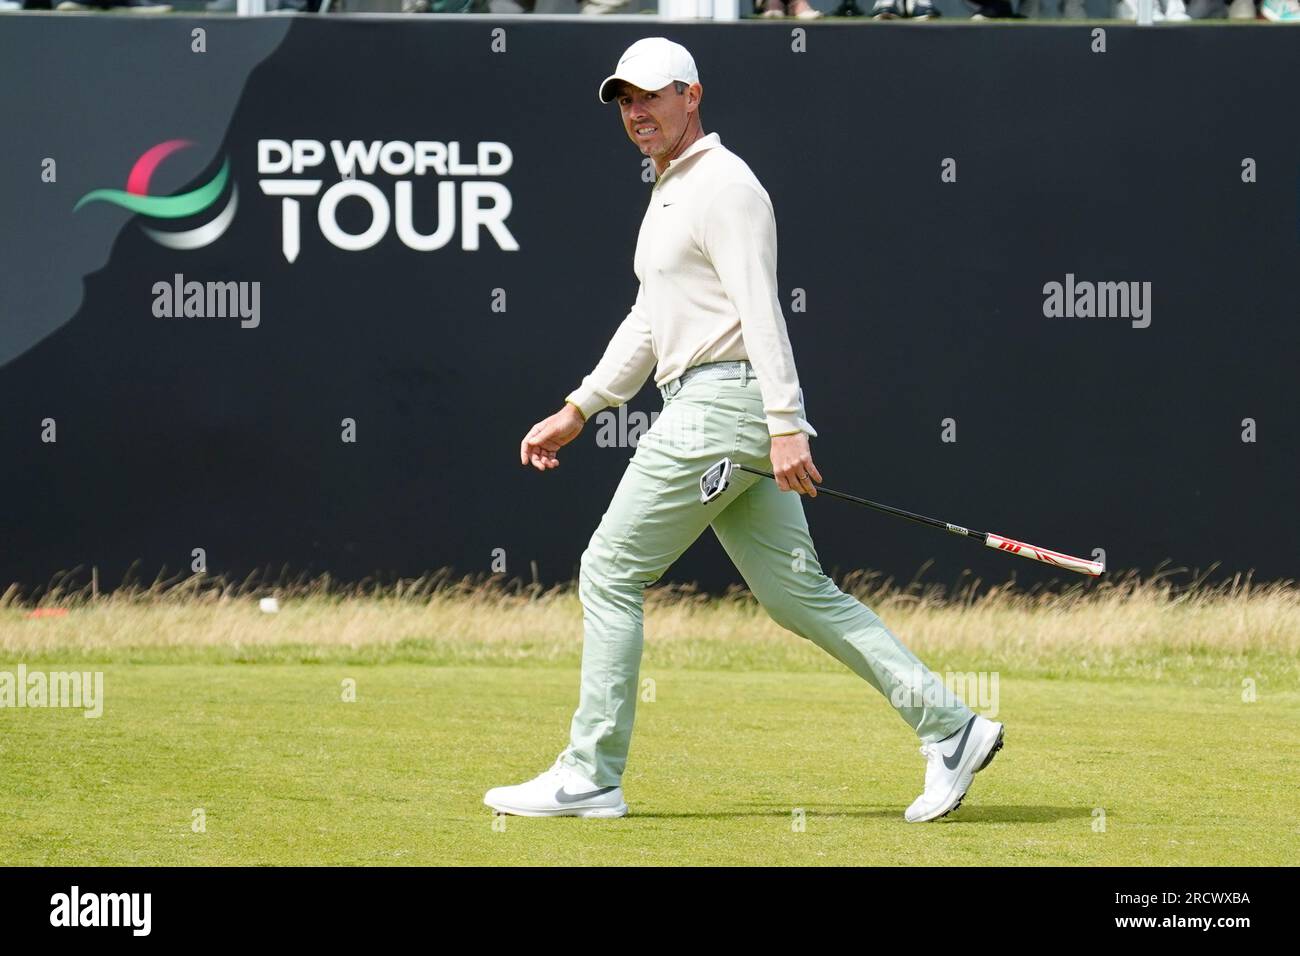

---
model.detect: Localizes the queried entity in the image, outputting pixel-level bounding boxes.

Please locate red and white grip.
[984,532,1105,576]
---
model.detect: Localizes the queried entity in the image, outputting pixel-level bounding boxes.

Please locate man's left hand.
[770,433,822,497]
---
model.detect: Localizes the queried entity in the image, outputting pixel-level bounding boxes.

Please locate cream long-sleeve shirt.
[565,132,817,438]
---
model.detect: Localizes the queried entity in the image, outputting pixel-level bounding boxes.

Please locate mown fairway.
[2,575,1297,865]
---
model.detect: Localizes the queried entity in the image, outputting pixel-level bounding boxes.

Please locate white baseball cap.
[598,37,700,105]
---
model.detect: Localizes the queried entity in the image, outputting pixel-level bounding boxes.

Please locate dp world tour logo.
[74,139,237,250]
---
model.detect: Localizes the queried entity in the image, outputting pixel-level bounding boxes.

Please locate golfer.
[486,37,1004,823]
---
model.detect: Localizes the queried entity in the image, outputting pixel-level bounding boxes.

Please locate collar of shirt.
[655,131,721,185]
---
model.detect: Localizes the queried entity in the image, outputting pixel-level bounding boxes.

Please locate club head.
[699,458,734,504]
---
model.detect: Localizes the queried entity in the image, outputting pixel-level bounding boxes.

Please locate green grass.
[3,660,1296,865]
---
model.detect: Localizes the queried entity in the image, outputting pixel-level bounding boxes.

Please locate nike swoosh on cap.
[554,785,619,804]
[943,719,976,770]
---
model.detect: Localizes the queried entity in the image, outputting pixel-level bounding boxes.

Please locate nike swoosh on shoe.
[554,786,619,804]
[942,719,976,770]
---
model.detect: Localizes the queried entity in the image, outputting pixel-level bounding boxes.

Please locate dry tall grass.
[2,567,1296,682]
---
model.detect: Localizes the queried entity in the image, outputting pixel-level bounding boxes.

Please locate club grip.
[984,532,1105,576]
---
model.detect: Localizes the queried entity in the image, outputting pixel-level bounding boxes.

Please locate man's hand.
[520,403,586,471]
[770,432,822,496]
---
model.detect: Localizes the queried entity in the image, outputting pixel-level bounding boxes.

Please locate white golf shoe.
[484,758,629,818]
[904,715,1004,823]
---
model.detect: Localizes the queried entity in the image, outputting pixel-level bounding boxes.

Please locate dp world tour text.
[257,139,519,263]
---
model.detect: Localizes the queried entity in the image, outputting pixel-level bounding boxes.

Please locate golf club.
[699,457,1105,577]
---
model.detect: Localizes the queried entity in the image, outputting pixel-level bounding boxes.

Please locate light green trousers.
[559,368,974,787]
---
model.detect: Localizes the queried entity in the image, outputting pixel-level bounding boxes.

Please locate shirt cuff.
[564,387,608,423]
[767,412,819,439]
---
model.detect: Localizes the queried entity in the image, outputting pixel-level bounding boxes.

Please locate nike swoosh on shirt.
[943,719,976,770]
[555,785,619,804]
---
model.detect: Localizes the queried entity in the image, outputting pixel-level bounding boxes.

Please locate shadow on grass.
[625,804,1090,824]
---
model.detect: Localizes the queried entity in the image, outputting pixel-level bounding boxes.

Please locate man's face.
[615,80,699,162]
